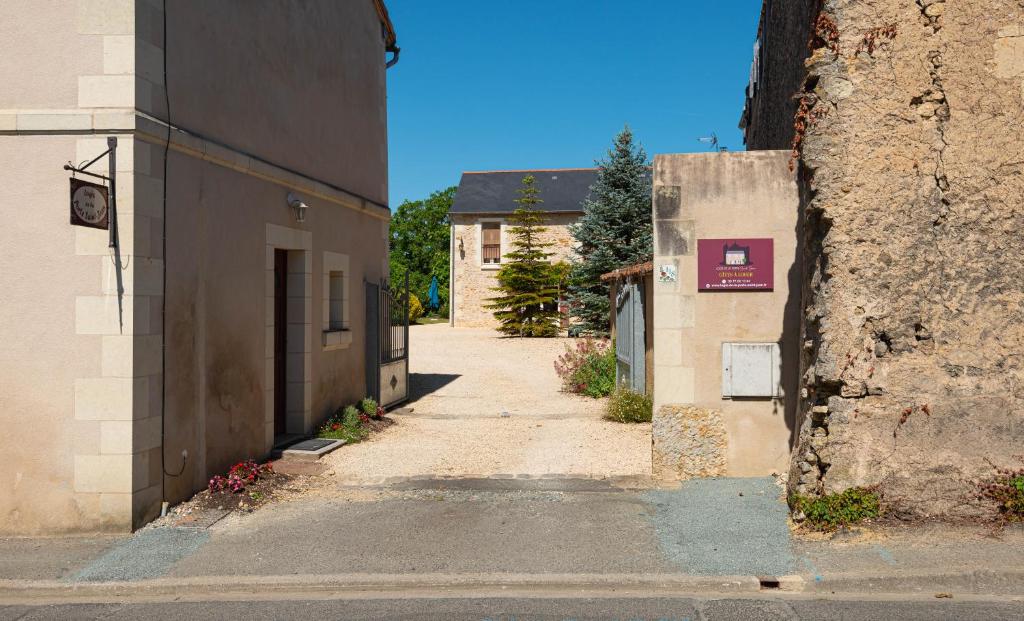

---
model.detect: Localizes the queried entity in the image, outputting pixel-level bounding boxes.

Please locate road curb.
[799,568,1024,597]
[0,573,763,604]
[1,570,1022,604]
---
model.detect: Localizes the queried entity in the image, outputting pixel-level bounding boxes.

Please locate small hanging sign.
[69,178,109,230]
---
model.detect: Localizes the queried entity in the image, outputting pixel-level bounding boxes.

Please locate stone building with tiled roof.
[448,168,595,328]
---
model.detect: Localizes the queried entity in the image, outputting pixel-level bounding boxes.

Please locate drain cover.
[287,438,335,452]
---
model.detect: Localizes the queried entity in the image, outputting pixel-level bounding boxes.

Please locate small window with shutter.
[481,222,501,264]
[328,271,345,330]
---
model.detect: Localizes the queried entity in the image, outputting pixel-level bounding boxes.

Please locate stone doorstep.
[278,438,345,463]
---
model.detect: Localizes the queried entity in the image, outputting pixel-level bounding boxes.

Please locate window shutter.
[482,225,500,245]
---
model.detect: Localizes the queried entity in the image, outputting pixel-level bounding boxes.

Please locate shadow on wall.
[408,373,460,403]
[780,188,804,452]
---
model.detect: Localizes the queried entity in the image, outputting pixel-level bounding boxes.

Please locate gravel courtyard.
[323,324,652,482]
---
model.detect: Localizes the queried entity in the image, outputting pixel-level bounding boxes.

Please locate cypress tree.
[484,175,561,337]
[568,126,653,336]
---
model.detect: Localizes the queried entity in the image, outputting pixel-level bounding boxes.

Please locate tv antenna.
[697,133,728,152]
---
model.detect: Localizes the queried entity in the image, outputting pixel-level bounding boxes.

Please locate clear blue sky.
[385,0,762,207]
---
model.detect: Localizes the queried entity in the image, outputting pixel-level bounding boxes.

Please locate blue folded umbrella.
[428,275,440,310]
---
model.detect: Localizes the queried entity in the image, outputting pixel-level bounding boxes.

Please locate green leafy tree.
[568,126,653,335]
[485,175,562,337]
[389,186,456,316]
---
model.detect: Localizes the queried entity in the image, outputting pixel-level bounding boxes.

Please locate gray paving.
[646,477,794,576]
[2,597,1022,620]
[68,528,209,582]
[0,536,123,581]
[169,488,675,577]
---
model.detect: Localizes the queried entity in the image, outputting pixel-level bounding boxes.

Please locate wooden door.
[273,250,288,436]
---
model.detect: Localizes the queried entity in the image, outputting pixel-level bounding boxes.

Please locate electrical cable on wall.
[161,0,186,491]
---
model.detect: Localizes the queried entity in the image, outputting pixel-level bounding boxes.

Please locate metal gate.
[615,278,646,394]
[365,273,410,409]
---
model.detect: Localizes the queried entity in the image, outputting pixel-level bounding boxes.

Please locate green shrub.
[604,389,652,423]
[554,338,616,398]
[408,294,424,323]
[317,404,368,443]
[359,398,378,418]
[341,405,361,428]
[790,487,881,530]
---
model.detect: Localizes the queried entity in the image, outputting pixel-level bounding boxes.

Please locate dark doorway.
[273,249,288,436]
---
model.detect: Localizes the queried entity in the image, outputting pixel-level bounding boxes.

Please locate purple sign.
[697,238,774,291]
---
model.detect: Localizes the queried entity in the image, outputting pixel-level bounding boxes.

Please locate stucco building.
[448,169,593,328]
[0,0,398,533]
[650,152,801,479]
[742,0,1024,518]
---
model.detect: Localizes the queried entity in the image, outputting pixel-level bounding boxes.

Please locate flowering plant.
[208,459,273,493]
[554,338,616,397]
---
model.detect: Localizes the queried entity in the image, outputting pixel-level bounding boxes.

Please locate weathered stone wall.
[786,0,1024,518]
[450,213,580,328]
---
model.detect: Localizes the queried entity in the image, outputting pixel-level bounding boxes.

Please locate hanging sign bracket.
[64,137,117,248]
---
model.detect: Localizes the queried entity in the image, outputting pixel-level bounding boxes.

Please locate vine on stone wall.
[810,13,840,54]
[854,23,898,57]
[789,93,829,172]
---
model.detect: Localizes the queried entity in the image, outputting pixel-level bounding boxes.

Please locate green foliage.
[408,293,424,323]
[604,389,653,423]
[389,186,456,316]
[568,126,653,336]
[341,405,361,428]
[978,464,1024,521]
[554,338,616,398]
[359,398,378,418]
[791,487,881,530]
[484,175,563,337]
[318,403,369,443]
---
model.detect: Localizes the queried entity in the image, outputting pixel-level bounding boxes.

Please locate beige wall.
[0,0,391,533]
[158,1,388,204]
[652,151,800,479]
[450,213,579,328]
[161,148,387,504]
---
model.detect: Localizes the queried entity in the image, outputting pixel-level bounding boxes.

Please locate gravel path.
[324,324,651,481]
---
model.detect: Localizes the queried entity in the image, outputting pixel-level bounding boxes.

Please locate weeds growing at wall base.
[791,487,881,530]
[604,389,653,424]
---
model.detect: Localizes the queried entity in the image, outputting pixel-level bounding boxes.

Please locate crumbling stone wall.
[788,0,1024,518]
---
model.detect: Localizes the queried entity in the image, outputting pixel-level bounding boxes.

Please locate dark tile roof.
[450,168,597,215]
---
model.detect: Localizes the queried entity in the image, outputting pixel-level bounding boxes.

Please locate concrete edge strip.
[4,569,1024,604]
[0,573,767,604]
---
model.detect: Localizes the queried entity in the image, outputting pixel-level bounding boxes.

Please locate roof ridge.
[463,167,598,174]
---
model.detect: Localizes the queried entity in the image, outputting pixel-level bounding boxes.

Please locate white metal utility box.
[721,342,781,398]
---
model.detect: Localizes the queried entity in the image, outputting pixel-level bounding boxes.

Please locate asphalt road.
[2,595,1022,620]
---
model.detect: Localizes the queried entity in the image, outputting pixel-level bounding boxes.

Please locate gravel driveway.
[324,324,651,481]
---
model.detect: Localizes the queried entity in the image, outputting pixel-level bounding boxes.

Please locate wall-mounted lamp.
[287,192,308,223]
[458,237,464,253]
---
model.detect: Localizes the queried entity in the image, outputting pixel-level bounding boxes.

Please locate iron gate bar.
[365,272,410,408]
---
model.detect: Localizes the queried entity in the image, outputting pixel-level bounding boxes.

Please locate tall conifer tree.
[484,175,561,337]
[568,126,653,335]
